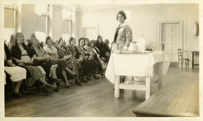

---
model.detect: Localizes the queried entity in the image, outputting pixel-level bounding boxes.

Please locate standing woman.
[113,11,133,83]
[113,11,132,51]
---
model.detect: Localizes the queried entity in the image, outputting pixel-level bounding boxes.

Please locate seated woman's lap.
[4,66,27,82]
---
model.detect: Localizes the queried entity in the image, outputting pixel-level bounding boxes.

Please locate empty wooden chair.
[178,49,189,70]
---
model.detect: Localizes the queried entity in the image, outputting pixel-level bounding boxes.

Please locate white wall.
[77,4,199,51]
[17,4,199,52]
[19,4,76,43]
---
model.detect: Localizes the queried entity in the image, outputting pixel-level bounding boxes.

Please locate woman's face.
[33,38,39,46]
[47,39,53,46]
[60,39,66,45]
[85,39,89,45]
[31,34,36,42]
[90,42,94,48]
[70,39,76,45]
[79,39,85,46]
[98,37,103,44]
[17,33,25,44]
[117,14,125,23]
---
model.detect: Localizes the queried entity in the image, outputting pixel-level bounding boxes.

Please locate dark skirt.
[25,66,44,87]
[39,60,66,79]
[81,60,98,75]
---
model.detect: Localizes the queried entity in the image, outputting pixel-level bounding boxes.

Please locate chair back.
[178,49,183,62]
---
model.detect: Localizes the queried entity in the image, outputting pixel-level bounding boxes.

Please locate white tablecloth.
[105,51,170,83]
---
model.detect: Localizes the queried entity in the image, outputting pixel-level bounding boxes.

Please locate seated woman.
[30,35,71,88]
[67,37,84,82]
[96,36,110,63]
[10,32,57,95]
[4,43,27,97]
[89,40,107,77]
[57,38,82,86]
[84,38,91,53]
[76,38,99,81]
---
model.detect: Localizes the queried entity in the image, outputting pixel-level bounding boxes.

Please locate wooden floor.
[5,67,199,117]
[133,68,199,117]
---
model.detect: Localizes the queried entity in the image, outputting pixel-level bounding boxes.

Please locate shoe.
[53,87,60,92]
[42,86,49,96]
[65,84,71,89]
[81,79,88,83]
[45,83,56,89]
[51,78,61,87]
[13,92,25,98]
[76,81,82,86]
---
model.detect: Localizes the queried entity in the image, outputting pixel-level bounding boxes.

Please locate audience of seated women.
[76,38,100,82]
[57,38,82,86]
[4,33,110,98]
[34,36,71,88]
[29,34,74,90]
[10,32,57,95]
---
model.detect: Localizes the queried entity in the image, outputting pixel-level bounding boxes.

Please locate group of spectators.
[4,32,111,97]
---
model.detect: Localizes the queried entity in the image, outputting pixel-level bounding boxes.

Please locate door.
[161,22,182,62]
[83,27,97,40]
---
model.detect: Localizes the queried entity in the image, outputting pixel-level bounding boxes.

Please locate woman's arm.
[124,25,132,48]
[33,55,50,61]
[62,54,72,60]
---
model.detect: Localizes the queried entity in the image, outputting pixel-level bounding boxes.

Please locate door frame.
[159,20,184,53]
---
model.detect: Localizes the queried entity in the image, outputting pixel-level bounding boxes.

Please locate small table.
[192,51,199,69]
[105,51,170,100]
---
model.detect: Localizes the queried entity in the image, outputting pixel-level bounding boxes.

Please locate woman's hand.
[63,54,72,60]
[123,45,128,51]
[18,62,25,66]
[45,56,51,61]
[7,60,16,67]
[105,52,110,57]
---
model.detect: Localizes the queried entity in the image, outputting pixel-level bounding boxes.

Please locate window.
[62,8,72,41]
[34,4,48,42]
[4,5,16,43]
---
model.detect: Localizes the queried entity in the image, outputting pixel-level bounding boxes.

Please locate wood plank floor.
[5,67,199,117]
[133,68,199,117]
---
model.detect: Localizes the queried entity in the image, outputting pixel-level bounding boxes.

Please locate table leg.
[145,77,150,100]
[114,75,120,98]
[158,62,163,90]
[192,52,194,69]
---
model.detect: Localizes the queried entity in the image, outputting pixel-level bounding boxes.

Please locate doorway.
[83,27,98,40]
[160,21,183,63]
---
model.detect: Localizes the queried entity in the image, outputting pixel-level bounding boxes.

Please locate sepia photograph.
[0,0,202,120]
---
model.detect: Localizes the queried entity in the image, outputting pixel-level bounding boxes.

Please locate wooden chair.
[178,49,189,70]
[192,51,199,69]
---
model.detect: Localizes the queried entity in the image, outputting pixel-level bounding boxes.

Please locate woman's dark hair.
[116,11,127,20]
[85,38,89,42]
[69,37,75,44]
[97,35,103,44]
[13,32,22,43]
[78,37,85,46]
[58,37,63,44]
[75,53,82,59]
[46,36,51,44]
